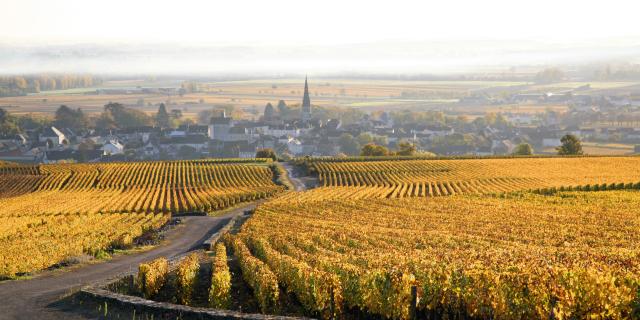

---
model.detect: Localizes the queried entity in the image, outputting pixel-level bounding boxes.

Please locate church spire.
[301,76,312,122]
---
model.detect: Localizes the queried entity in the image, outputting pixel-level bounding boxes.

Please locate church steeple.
[301,76,312,122]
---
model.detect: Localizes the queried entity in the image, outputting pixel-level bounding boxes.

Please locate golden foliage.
[0,159,283,277]
[227,236,279,313]
[209,243,231,309]
[239,189,640,319]
[137,257,169,299]
[311,157,640,198]
[176,253,200,305]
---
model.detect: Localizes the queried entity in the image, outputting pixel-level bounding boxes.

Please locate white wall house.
[39,127,67,148]
[208,114,233,141]
[261,126,301,138]
[286,137,303,155]
[102,140,124,155]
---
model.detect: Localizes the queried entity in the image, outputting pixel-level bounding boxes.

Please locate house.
[160,135,208,152]
[115,126,156,144]
[209,141,257,158]
[0,134,28,146]
[42,149,102,164]
[142,141,160,158]
[39,127,67,148]
[227,127,252,142]
[42,150,75,163]
[412,125,454,138]
[208,111,233,141]
[0,148,39,163]
[61,128,77,143]
[168,130,187,138]
[101,140,124,155]
[262,124,301,138]
[238,144,257,158]
[178,124,209,135]
[285,137,303,155]
[324,119,342,131]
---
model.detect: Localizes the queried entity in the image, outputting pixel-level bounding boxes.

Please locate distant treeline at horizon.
[0,74,103,97]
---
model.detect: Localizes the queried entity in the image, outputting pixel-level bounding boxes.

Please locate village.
[1,77,640,163]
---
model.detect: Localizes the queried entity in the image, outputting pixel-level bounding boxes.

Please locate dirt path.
[281,162,307,191]
[0,202,258,320]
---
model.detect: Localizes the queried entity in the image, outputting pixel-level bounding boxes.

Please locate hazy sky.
[2,0,640,74]
[2,0,639,45]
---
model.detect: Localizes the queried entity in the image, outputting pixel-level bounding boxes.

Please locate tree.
[156,103,170,128]
[396,140,417,156]
[373,135,388,146]
[557,134,583,155]
[357,133,373,146]
[277,100,288,114]
[0,108,8,124]
[512,143,533,155]
[102,102,153,129]
[94,112,116,130]
[361,143,389,156]
[255,148,277,161]
[55,105,88,130]
[338,133,360,156]
[0,108,20,136]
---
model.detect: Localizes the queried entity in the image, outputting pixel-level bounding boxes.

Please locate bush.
[176,253,200,305]
[229,237,279,313]
[209,243,231,308]
[137,257,169,298]
[256,148,277,161]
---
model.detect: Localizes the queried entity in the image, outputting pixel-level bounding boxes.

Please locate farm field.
[233,188,640,319]
[4,78,638,118]
[540,142,637,155]
[528,81,640,92]
[110,156,640,320]
[581,142,636,155]
[308,156,640,198]
[0,78,531,117]
[0,158,282,278]
[5,156,640,319]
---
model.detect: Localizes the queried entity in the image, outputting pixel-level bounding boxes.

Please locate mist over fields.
[2,38,640,76]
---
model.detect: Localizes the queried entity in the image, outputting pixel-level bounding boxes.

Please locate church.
[301,76,312,122]
[260,77,314,125]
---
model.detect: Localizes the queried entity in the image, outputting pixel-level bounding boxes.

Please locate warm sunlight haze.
[1,1,640,319]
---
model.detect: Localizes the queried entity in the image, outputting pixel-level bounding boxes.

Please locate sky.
[1,0,640,74]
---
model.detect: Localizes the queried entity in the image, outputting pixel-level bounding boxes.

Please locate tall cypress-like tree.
[156,103,170,128]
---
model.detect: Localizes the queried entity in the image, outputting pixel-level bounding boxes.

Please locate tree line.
[0,74,102,97]
[0,102,188,137]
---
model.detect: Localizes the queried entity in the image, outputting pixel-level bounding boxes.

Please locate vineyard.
[0,159,282,278]
[309,156,640,198]
[7,156,640,319]
[231,188,640,319]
